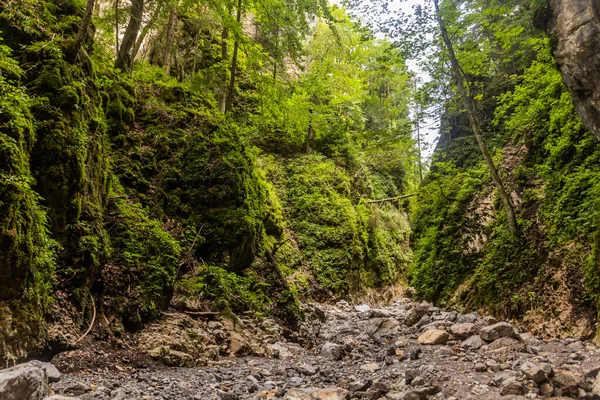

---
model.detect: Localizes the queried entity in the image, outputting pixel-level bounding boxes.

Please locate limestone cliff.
[546,0,600,141]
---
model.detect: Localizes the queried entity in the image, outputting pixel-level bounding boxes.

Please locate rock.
[500,377,526,396]
[296,363,318,376]
[29,362,61,383]
[486,336,523,351]
[0,362,49,400]
[461,335,485,350]
[494,370,518,385]
[474,363,487,372]
[593,373,600,395]
[320,342,345,360]
[403,386,440,400]
[228,331,248,355]
[365,382,388,399]
[450,323,477,339]
[551,369,583,397]
[455,313,478,324]
[43,397,80,400]
[364,318,400,338]
[64,382,91,396]
[414,302,431,318]
[355,304,371,313]
[479,322,516,342]
[546,0,600,142]
[520,361,548,383]
[349,380,371,392]
[360,363,380,372]
[404,310,420,327]
[539,382,554,397]
[417,329,450,345]
[284,387,350,400]
[268,342,294,360]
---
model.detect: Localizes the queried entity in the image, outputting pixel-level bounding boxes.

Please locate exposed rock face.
[546,0,600,141]
[0,363,49,400]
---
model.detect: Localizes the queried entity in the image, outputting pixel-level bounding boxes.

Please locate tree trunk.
[218,26,229,113]
[433,0,520,238]
[133,0,164,60]
[115,0,119,55]
[162,1,178,75]
[71,0,96,62]
[306,124,315,154]
[224,0,243,113]
[116,0,144,71]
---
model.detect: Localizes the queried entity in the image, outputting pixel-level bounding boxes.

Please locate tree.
[71,0,96,62]
[432,0,520,237]
[116,0,145,71]
[225,0,243,113]
[162,1,179,75]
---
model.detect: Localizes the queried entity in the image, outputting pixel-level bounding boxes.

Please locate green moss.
[179,265,271,314]
[102,183,180,329]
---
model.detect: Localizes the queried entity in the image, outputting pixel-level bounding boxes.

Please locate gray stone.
[450,323,477,339]
[461,335,485,350]
[320,342,345,360]
[520,361,547,383]
[474,363,487,372]
[30,362,61,383]
[364,318,400,338]
[547,0,600,142]
[296,363,318,376]
[355,304,371,313]
[479,322,516,342]
[551,369,584,397]
[0,362,49,400]
[500,377,525,396]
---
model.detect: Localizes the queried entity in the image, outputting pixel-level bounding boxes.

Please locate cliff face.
[547,0,600,141]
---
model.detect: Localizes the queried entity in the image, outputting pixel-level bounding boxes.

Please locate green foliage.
[179,265,272,314]
[102,183,180,328]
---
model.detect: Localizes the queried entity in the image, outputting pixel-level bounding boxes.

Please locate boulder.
[417,329,450,345]
[450,323,477,339]
[460,335,485,350]
[479,322,516,342]
[546,0,600,141]
[29,362,61,383]
[551,369,584,397]
[500,377,525,396]
[520,361,548,383]
[364,318,400,338]
[0,362,49,400]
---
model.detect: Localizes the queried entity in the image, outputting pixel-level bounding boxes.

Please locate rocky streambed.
[2,298,600,399]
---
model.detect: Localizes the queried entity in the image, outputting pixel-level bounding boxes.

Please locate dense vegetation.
[401,0,600,338]
[0,0,416,362]
[1,0,600,363]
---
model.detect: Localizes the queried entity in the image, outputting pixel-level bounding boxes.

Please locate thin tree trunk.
[433,0,520,238]
[116,0,144,71]
[71,0,96,62]
[224,0,243,113]
[133,0,164,60]
[115,0,119,55]
[162,1,178,75]
[218,26,229,113]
